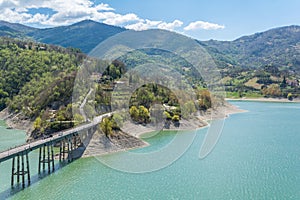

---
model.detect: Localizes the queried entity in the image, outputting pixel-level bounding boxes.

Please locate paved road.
[0,112,112,163]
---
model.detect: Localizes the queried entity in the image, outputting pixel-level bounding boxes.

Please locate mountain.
[0,25,22,37]
[0,20,36,33]
[1,20,300,69]
[0,21,36,39]
[0,20,125,53]
[202,25,300,70]
[28,20,126,53]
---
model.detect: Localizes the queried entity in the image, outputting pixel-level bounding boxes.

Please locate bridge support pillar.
[59,134,82,163]
[69,137,73,162]
[59,138,69,162]
[11,152,30,188]
[88,128,92,135]
[74,134,82,148]
[38,143,55,175]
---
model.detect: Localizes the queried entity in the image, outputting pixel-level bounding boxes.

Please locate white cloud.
[157,20,183,31]
[125,19,183,31]
[125,19,162,31]
[27,13,49,24]
[103,13,139,26]
[0,0,19,8]
[0,0,118,26]
[184,21,225,31]
[95,3,114,11]
[0,8,32,23]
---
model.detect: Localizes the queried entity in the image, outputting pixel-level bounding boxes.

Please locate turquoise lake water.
[1,101,300,199]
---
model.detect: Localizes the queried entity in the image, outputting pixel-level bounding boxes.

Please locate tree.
[287,93,293,101]
[129,106,139,121]
[172,114,180,127]
[198,89,212,110]
[138,105,150,123]
[280,76,287,88]
[129,105,150,124]
[172,114,180,122]
[33,117,42,130]
[262,84,282,97]
[163,111,172,120]
[136,88,155,108]
[100,118,113,137]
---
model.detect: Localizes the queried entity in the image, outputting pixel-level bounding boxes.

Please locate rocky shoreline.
[82,129,148,157]
[0,108,34,134]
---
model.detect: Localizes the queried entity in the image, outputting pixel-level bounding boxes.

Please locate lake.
[1,101,300,199]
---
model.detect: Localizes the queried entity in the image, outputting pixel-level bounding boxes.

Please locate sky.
[0,0,300,41]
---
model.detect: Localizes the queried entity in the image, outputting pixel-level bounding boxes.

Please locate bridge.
[0,112,112,188]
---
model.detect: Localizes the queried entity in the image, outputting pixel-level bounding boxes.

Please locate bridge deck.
[0,113,111,163]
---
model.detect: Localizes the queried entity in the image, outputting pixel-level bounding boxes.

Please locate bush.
[287,93,293,101]
[172,115,180,122]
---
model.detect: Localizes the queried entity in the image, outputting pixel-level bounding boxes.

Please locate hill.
[202,25,300,70]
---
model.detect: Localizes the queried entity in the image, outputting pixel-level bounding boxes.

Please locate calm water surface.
[1,101,300,199]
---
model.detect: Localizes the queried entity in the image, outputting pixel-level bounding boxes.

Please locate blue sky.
[1,0,300,41]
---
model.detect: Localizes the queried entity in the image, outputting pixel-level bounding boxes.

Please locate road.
[79,88,94,122]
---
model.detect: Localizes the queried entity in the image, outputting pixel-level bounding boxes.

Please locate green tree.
[100,117,113,137]
[287,93,293,101]
[33,117,42,130]
[129,106,139,121]
[136,88,155,108]
[172,114,180,122]
[138,105,150,123]
[163,111,172,120]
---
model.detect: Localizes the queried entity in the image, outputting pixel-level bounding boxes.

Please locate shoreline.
[123,102,246,139]
[225,97,300,103]
[0,108,34,134]
[81,130,148,158]
[0,102,246,158]
[81,141,149,158]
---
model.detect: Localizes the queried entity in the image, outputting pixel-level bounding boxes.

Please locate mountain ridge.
[0,20,299,69]
[202,25,300,69]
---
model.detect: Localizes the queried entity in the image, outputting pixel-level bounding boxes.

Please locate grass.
[226,91,263,99]
[226,92,241,99]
